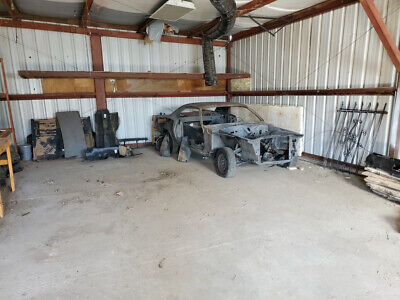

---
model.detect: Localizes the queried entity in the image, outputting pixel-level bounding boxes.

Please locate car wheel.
[215,147,237,178]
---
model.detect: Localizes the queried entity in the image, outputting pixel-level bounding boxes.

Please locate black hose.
[203,0,236,86]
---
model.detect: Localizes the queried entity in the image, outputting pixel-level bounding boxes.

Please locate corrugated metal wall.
[101,36,226,140]
[231,0,400,160]
[0,28,226,143]
[0,27,96,144]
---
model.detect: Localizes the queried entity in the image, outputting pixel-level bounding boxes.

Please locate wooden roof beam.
[232,0,358,42]
[1,0,20,20]
[181,0,277,38]
[360,0,400,73]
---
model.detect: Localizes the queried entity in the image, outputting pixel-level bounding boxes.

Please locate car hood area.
[205,122,302,141]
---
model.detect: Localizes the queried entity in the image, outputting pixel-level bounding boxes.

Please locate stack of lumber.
[363,167,400,203]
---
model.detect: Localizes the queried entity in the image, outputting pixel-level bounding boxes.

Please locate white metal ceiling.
[1,0,328,33]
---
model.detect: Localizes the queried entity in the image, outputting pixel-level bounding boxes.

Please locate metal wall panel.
[102,36,226,140]
[231,0,400,161]
[0,27,95,144]
[0,28,226,143]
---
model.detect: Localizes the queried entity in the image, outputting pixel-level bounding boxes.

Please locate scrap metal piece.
[56,111,87,158]
[160,135,171,157]
[84,147,119,160]
[178,137,191,162]
[324,101,388,172]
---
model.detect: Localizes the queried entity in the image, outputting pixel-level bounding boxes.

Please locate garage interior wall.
[0,27,226,144]
[231,0,400,160]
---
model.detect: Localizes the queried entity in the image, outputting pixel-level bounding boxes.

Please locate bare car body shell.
[155,102,303,167]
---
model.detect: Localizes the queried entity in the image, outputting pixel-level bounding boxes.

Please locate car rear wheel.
[215,147,237,178]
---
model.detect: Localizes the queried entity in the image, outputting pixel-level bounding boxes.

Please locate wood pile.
[363,167,400,203]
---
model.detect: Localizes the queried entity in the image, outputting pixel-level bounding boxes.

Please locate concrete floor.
[0,148,399,299]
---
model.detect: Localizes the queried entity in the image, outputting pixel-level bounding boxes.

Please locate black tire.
[214,147,237,178]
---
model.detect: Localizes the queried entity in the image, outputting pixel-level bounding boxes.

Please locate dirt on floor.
[0,148,399,299]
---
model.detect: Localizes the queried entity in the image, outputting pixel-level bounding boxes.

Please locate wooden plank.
[42,78,95,93]
[231,78,251,91]
[0,137,11,156]
[41,77,226,94]
[0,19,227,47]
[366,182,400,199]
[18,70,250,80]
[6,145,14,192]
[106,79,179,93]
[364,167,400,181]
[362,171,400,184]
[232,0,358,42]
[177,79,226,92]
[0,128,12,138]
[360,0,400,73]
[369,189,400,202]
[364,176,400,192]
[105,91,228,98]
[231,87,396,96]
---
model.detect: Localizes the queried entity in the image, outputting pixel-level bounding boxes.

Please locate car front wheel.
[215,147,237,178]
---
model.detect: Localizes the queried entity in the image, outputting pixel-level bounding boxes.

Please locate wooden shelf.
[18,71,250,80]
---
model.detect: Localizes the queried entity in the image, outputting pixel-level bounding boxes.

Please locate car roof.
[178,102,248,109]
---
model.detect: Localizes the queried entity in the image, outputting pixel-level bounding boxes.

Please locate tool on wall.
[324,101,388,173]
[0,58,18,153]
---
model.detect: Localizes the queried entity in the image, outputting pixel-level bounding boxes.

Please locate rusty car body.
[154,102,303,177]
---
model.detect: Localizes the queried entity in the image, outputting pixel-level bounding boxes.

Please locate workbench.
[0,131,15,218]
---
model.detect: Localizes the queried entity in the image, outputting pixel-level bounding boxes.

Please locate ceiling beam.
[82,0,94,27]
[0,19,227,47]
[232,0,358,42]
[236,0,277,17]
[360,0,400,73]
[181,0,277,38]
[0,12,139,31]
[1,0,20,19]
